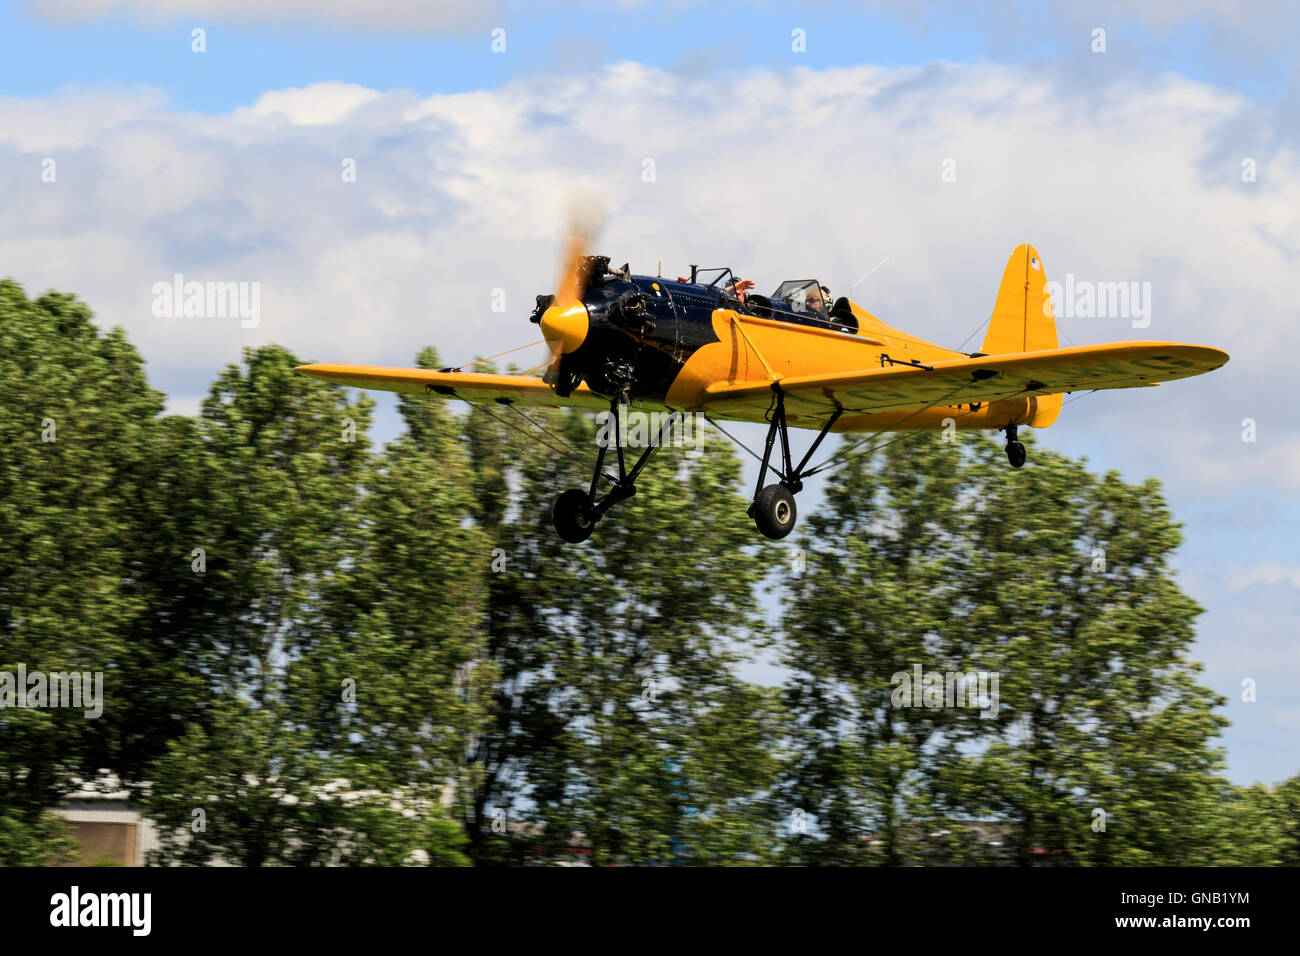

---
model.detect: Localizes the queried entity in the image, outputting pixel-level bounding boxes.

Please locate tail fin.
[980,243,1062,427]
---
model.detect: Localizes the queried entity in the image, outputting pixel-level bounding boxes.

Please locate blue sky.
[1,2,1291,111]
[3,0,1298,791]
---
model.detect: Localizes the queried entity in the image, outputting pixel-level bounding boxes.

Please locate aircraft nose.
[539,300,589,354]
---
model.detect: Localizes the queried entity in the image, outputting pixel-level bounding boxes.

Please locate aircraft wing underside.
[695,341,1229,422]
[297,341,1228,427]
[295,364,612,409]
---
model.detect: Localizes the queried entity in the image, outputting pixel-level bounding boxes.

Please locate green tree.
[6,276,1279,870]
[454,377,586,863]
[144,345,474,865]
[1272,774,1300,865]
[0,809,77,866]
[495,413,779,865]
[1209,782,1286,865]
[779,431,1230,866]
[778,433,979,864]
[955,437,1226,865]
[345,346,494,863]
[0,281,165,863]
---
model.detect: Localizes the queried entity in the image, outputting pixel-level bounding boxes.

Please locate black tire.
[1006,441,1027,469]
[753,484,798,540]
[554,489,596,543]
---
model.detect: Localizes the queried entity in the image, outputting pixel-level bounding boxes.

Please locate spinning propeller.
[538,197,603,394]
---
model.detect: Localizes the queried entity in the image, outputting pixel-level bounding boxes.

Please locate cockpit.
[689,267,743,299]
[684,267,858,335]
[771,280,829,319]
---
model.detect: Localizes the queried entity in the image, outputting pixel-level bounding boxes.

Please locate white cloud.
[2,61,1298,502]
[236,83,384,127]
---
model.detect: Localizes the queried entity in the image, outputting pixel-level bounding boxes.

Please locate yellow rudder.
[980,243,1062,427]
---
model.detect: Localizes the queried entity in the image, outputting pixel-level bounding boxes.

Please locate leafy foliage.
[1,282,1293,866]
[780,432,1237,865]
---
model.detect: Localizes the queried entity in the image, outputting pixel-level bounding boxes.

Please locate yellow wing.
[696,341,1229,424]
[298,341,1227,425]
[294,363,614,410]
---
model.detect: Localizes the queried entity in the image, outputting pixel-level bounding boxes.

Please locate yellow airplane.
[297,232,1228,543]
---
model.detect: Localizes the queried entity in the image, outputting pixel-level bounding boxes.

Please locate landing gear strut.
[1004,423,1027,469]
[553,399,681,543]
[747,390,842,540]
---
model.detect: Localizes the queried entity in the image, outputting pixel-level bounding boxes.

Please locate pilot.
[803,284,828,317]
[724,277,755,302]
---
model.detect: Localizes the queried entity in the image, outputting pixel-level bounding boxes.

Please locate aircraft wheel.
[1006,441,1027,469]
[753,484,798,540]
[554,489,597,543]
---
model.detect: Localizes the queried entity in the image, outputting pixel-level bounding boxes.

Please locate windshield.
[694,267,735,291]
[771,279,826,315]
